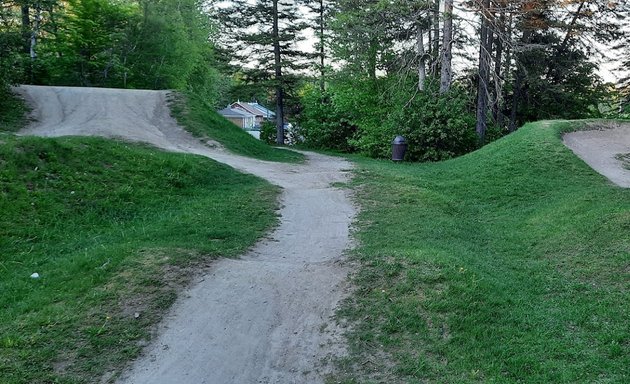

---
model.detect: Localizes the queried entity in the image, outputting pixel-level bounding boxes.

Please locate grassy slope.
[335,121,629,383]
[0,135,279,383]
[0,89,29,133]
[169,92,304,163]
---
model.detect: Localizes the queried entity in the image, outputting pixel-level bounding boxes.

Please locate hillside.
[335,120,630,383]
[13,86,303,163]
[3,85,352,383]
[0,135,279,383]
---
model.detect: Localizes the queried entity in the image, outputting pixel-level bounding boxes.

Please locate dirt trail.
[16,85,356,383]
[563,122,630,188]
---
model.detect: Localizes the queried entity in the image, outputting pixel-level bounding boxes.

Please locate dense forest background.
[1,0,629,160]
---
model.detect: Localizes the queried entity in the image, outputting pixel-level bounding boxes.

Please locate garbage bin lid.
[392,135,407,144]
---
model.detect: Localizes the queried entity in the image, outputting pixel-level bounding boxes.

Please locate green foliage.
[335,120,630,383]
[0,25,22,88]
[41,0,138,86]
[296,84,356,152]
[0,90,29,133]
[513,33,607,124]
[1,0,229,106]
[0,134,279,383]
[298,76,478,161]
[125,0,212,92]
[329,0,399,79]
[384,87,478,161]
[259,120,276,145]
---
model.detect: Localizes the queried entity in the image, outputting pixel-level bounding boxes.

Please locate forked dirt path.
[563,122,630,188]
[16,85,356,383]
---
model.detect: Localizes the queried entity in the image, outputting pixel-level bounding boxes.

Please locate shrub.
[298,76,478,161]
[259,121,276,144]
[296,84,357,152]
[388,87,478,161]
[349,82,478,161]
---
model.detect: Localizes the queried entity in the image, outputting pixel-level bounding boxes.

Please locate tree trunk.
[367,37,377,81]
[475,0,491,143]
[21,3,31,54]
[509,27,531,132]
[272,0,284,145]
[276,86,285,144]
[503,11,512,91]
[319,0,325,92]
[439,0,453,93]
[30,2,42,61]
[492,9,505,126]
[508,65,522,132]
[417,27,426,91]
[430,0,440,76]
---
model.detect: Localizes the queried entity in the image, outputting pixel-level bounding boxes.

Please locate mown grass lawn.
[334,120,629,383]
[0,135,279,383]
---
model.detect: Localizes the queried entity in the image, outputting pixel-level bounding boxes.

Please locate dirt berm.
[563,121,630,188]
[17,85,357,383]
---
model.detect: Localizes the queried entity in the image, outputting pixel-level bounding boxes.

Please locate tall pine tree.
[217,0,309,144]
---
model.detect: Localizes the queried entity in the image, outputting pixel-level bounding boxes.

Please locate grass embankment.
[0,89,29,133]
[169,92,304,163]
[335,120,629,383]
[0,135,279,383]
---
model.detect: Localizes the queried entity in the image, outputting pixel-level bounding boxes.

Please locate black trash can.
[392,136,407,161]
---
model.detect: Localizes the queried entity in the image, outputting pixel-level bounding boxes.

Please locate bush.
[260,121,276,144]
[346,80,478,161]
[296,84,357,152]
[298,76,478,161]
[385,87,478,161]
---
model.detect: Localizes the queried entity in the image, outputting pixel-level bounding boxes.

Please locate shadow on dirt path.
[17,85,357,383]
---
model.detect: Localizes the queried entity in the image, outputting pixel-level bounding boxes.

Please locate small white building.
[247,102,276,120]
[218,107,256,130]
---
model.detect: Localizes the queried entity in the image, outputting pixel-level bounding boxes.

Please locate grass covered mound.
[0,135,279,383]
[169,92,304,163]
[337,120,629,383]
[0,89,28,133]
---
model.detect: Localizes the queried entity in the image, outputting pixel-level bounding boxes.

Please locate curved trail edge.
[16,85,357,383]
[562,122,630,188]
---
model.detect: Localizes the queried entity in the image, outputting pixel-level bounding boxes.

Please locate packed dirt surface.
[563,122,630,188]
[16,85,357,383]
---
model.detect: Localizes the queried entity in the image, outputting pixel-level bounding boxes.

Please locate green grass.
[333,120,629,383]
[0,135,280,383]
[0,90,29,133]
[168,92,304,163]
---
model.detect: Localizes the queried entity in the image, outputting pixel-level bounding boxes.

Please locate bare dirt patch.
[563,121,630,188]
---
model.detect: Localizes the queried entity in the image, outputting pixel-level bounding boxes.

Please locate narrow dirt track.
[16,85,356,383]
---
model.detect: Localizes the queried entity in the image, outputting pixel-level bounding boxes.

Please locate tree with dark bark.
[475,0,492,142]
[216,0,309,145]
